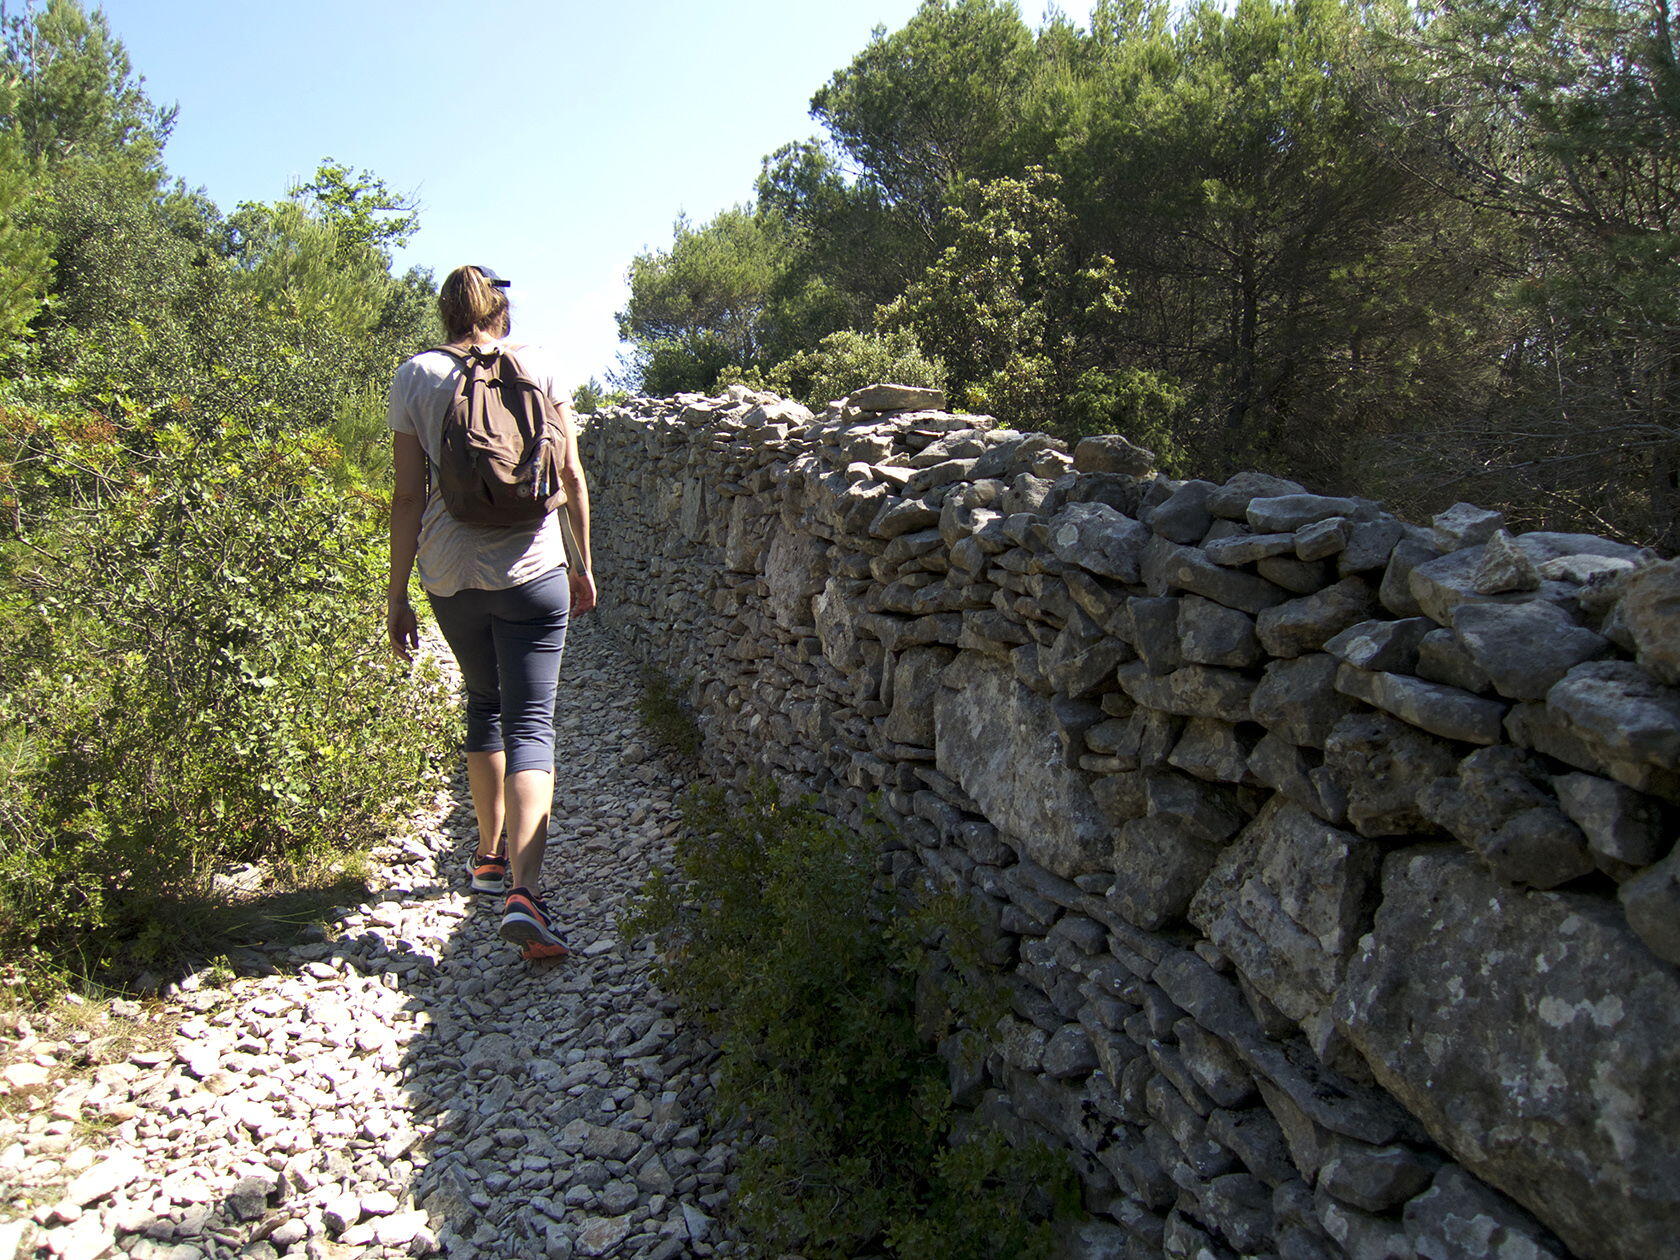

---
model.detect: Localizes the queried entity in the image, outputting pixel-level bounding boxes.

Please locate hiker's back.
[433,344,568,527]
[386,342,569,598]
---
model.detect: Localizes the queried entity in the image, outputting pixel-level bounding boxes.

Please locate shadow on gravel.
[11,623,735,1260]
[11,871,378,1006]
[375,649,738,1260]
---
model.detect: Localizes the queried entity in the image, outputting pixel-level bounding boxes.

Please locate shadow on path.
[0,619,741,1260]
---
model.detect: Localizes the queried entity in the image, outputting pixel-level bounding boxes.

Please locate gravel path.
[0,619,741,1260]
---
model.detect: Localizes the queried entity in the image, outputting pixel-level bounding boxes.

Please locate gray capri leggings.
[427,567,571,776]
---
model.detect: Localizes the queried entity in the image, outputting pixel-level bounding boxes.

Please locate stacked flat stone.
[581,383,1680,1260]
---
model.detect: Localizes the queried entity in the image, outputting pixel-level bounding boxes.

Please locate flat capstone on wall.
[578,381,1680,1260]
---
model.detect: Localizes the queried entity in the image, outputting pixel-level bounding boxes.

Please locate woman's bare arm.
[387,430,427,658]
[556,400,596,614]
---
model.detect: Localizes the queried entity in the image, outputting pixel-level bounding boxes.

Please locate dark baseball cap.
[474,266,511,288]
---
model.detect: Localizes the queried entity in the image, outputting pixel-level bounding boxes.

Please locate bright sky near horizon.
[87,0,1094,391]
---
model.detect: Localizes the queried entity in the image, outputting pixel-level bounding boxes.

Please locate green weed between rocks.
[622,782,1077,1259]
[635,667,701,760]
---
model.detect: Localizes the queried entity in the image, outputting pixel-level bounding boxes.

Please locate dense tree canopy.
[0,1,447,975]
[618,0,1680,547]
[1378,0,1680,536]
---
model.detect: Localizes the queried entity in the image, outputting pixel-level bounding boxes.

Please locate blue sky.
[91,0,1092,389]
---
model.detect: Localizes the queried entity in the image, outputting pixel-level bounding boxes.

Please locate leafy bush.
[1062,365,1192,475]
[635,667,700,760]
[572,376,628,415]
[719,326,946,409]
[623,782,1075,1259]
[0,1,450,992]
[0,404,451,974]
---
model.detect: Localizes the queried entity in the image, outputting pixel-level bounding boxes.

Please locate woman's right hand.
[570,569,597,616]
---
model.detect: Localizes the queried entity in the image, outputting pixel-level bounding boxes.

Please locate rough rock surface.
[1190,800,1380,1029]
[846,382,946,412]
[1617,559,1680,684]
[1338,848,1680,1260]
[573,386,1678,1260]
[935,652,1110,877]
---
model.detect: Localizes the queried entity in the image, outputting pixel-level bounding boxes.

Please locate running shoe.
[467,848,508,894]
[499,886,569,960]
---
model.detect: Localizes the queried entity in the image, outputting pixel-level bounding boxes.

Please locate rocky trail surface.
[0,620,743,1260]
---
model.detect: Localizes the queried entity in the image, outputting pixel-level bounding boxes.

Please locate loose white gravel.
[0,618,742,1260]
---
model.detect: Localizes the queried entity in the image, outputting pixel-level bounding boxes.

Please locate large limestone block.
[1256,577,1378,658]
[1619,846,1680,965]
[1335,663,1507,745]
[1324,616,1434,674]
[1189,799,1381,1030]
[1178,595,1261,668]
[974,432,1068,480]
[1408,533,1640,626]
[1432,502,1506,551]
[813,576,868,672]
[1207,470,1308,520]
[1116,660,1254,723]
[1073,433,1155,476]
[884,646,955,746]
[723,496,770,572]
[1418,746,1594,889]
[763,528,828,630]
[1418,626,1492,691]
[1247,493,1371,533]
[1102,813,1223,934]
[677,476,709,543]
[1553,771,1669,876]
[1323,712,1458,837]
[1250,654,1358,748]
[1049,501,1152,584]
[1044,614,1133,699]
[1143,478,1217,544]
[1545,659,1680,779]
[935,653,1111,878]
[1619,558,1680,684]
[1337,847,1680,1260]
[847,382,946,412]
[1160,544,1292,614]
[1450,600,1607,701]
[1403,1165,1566,1260]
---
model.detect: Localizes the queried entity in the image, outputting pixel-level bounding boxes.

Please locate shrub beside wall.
[582,383,1680,1260]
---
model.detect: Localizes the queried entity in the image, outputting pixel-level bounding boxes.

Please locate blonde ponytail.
[438,265,510,341]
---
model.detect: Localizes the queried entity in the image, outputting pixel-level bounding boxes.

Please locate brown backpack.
[429,343,568,526]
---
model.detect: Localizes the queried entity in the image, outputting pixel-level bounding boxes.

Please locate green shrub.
[635,667,700,759]
[1060,365,1193,475]
[572,376,628,415]
[0,404,451,976]
[623,782,1075,1259]
[718,326,946,410]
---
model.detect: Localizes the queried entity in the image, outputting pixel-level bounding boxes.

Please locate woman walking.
[385,264,595,960]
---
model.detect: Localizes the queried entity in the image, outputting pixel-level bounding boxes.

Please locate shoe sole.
[467,859,507,894]
[500,910,567,958]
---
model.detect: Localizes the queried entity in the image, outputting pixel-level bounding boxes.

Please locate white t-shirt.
[386,341,570,598]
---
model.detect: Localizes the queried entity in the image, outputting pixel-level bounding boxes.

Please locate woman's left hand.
[570,569,597,616]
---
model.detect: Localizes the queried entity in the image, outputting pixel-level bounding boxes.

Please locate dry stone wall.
[579,383,1680,1260]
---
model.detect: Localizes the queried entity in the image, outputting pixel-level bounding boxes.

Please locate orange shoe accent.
[499,887,568,959]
